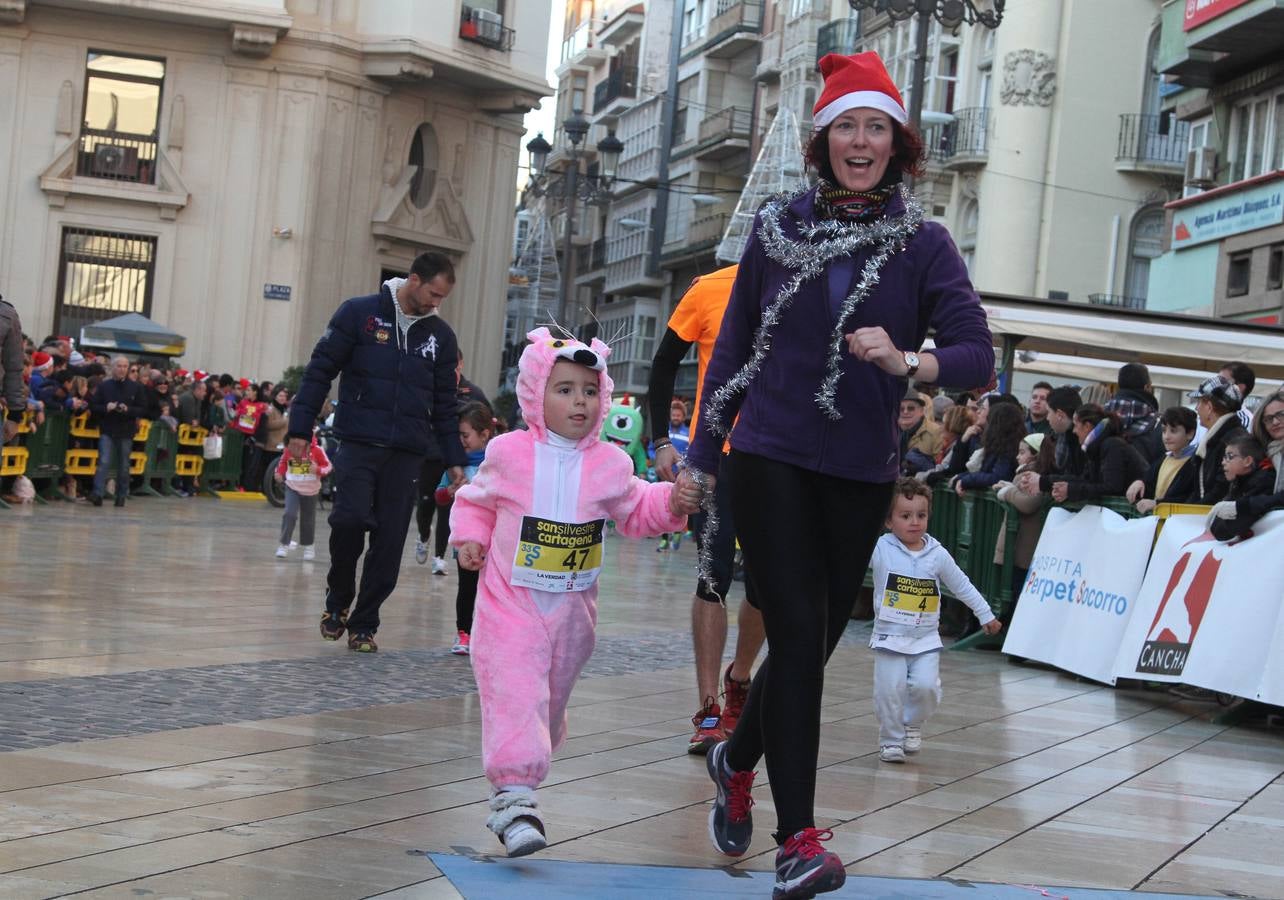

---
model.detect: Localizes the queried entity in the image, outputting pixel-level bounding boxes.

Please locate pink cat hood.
[449,327,685,792]
[516,327,614,447]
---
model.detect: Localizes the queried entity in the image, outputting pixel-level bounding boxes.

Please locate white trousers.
[873,648,942,747]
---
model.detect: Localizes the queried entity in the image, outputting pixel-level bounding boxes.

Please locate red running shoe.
[721,664,751,736]
[688,697,725,755]
[773,828,846,899]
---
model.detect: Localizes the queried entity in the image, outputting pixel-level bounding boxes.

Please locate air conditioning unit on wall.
[1185,147,1217,187]
[472,8,503,43]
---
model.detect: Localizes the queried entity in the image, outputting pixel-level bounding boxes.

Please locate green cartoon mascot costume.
[600,400,649,476]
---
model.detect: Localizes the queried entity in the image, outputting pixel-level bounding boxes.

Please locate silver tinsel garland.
[703,185,924,436]
[684,465,723,603]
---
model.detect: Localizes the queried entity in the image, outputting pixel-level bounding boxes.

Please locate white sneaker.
[302,545,315,561]
[275,544,289,558]
[502,817,547,858]
[904,726,922,754]
[415,540,428,564]
[880,745,906,763]
[432,556,447,575]
[289,541,299,549]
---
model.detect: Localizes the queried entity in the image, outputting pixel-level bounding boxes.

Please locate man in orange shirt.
[649,265,766,754]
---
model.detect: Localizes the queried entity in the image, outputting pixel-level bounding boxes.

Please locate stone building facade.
[0,0,550,389]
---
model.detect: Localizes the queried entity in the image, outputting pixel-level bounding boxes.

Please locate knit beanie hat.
[814,52,908,129]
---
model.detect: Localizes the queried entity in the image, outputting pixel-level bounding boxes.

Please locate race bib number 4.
[511,516,605,592]
[879,573,940,626]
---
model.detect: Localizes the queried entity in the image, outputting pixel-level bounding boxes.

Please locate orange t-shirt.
[667,264,738,436]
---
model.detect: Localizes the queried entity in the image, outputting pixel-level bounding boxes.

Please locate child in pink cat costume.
[450,328,698,857]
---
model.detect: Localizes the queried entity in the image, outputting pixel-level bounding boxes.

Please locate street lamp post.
[846,0,1005,133]
[525,117,623,327]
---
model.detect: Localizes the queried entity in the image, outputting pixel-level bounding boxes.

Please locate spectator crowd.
[0,332,310,504]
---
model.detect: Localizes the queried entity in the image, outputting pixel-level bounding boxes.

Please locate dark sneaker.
[722,664,751,736]
[688,697,725,755]
[347,631,378,653]
[773,828,845,899]
[706,740,754,856]
[319,611,348,641]
[89,493,103,507]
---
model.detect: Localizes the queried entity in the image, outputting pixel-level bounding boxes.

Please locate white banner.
[1112,512,1284,705]
[1002,506,1158,684]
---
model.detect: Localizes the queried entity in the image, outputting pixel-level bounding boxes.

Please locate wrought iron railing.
[698,105,752,143]
[593,66,638,113]
[1088,293,1147,311]
[76,129,158,185]
[1116,113,1190,167]
[460,6,515,51]
[938,107,989,161]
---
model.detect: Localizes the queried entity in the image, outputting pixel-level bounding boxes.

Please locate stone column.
[972,2,1061,296]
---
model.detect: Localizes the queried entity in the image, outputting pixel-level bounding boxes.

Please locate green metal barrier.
[139,424,178,496]
[23,411,69,501]
[200,429,244,494]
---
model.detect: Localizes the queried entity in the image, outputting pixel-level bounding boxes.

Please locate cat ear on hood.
[589,338,611,362]
[525,326,553,344]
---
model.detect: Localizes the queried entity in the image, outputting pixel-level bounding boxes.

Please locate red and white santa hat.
[194,369,208,382]
[813,52,908,129]
[31,351,53,372]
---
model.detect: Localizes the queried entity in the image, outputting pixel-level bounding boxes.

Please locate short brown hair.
[888,477,932,516]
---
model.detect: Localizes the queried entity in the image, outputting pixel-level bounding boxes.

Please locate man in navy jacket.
[90,354,147,508]
[289,251,467,652]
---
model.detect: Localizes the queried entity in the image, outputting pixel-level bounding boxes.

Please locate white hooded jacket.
[869,532,995,655]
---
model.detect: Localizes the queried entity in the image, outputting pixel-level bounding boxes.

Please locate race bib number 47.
[511,516,605,592]
[879,573,940,626]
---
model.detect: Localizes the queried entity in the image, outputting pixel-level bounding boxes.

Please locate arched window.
[408,123,439,210]
[1141,28,1162,118]
[1124,206,1165,304]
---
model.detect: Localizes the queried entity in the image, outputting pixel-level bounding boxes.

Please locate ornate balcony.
[1116,114,1190,176]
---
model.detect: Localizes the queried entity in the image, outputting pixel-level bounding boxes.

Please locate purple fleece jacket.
[687,186,993,481]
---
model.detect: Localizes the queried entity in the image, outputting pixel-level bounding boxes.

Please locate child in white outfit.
[870,478,1002,763]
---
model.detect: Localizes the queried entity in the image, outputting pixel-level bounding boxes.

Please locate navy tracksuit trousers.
[325,441,423,633]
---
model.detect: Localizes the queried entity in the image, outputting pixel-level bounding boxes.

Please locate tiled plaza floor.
[1,498,1282,899]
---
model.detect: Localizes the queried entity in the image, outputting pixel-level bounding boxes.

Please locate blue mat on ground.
[428,853,1217,899]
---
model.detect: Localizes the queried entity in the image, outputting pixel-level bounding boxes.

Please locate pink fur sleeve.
[598,447,687,538]
[449,439,504,548]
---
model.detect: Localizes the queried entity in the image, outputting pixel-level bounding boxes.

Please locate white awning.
[979,295,1284,380]
[1011,352,1282,395]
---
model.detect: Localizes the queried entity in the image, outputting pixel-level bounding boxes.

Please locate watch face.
[905,352,920,367]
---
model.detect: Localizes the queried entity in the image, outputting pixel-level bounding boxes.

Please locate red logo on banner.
[1174,221,1192,241]
[1136,533,1222,676]
[1184,0,1253,31]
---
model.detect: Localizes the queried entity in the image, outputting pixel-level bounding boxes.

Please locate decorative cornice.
[230,22,279,58]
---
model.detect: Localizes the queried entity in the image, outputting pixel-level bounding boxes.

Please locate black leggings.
[723,451,891,843]
[456,563,479,634]
[416,458,447,543]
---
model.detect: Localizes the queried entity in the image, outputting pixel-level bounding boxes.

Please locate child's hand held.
[982,619,1002,635]
[458,541,485,571]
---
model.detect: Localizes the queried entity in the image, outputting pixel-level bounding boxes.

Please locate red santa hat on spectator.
[32,351,53,372]
[813,52,908,129]
[175,368,189,379]
[194,369,208,382]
